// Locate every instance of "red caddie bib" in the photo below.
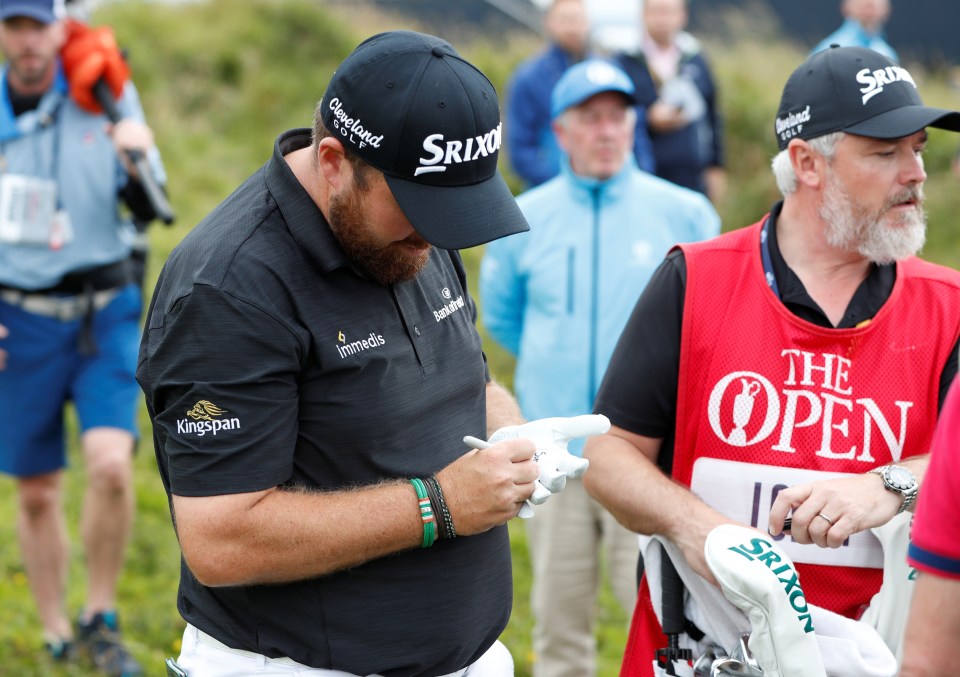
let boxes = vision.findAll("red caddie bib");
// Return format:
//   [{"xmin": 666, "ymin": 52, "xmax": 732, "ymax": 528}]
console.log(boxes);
[{"xmin": 621, "ymin": 219, "xmax": 960, "ymax": 677}]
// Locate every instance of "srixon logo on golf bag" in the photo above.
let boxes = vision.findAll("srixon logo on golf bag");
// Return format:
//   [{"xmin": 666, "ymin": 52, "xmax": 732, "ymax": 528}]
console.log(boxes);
[
  {"xmin": 727, "ymin": 536, "xmax": 814, "ymax": 634},
  {"xmin": 707, "ymin": 349, "xmax": 913, "ymax": 463}
]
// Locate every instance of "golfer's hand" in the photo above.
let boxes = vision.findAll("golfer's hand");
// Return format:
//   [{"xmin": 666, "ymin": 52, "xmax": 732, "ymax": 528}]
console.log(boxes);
[
  {"xmin": 437, "ymin": 437, "xmax": 538, "ymax": 535},
  {"xmin": 489, "ymin": 415, "xmax": 610, "ymax": 506}
]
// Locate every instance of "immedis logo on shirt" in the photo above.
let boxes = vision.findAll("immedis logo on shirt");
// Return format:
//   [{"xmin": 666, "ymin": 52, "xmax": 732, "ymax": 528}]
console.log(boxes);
[
  {"xmin": 336, "ymin": 329, "xmax": 386, "ymax": 359},
  {"xmin": 176, "ymin": 400, "xmax": 241, "ymax": 437}
]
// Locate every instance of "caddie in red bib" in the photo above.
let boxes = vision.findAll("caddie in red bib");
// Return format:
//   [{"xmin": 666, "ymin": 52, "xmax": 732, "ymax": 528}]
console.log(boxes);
[{"xmin": 582, "ymin": 45, "xmax": 960, "ymax": 676}]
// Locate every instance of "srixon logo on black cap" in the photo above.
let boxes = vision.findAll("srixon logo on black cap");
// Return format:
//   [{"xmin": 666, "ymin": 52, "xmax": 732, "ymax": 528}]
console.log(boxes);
[
  {"xmin": 415, "ymin": 123, "xmax": 503, "ymax": 177},
  {"xmin": 856, "ymin": 65, "xmax": 917, "ymax": 105}
]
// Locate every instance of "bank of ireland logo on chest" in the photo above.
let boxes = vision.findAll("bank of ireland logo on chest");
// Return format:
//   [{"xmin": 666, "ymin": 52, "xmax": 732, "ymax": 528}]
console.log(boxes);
[
  {"xmin": 433, "ymin": 287, "xmax": 465, "ymax": 322},
  {"xmin": 706, "ymin": 349, "xmax": 913, "ymax": 463}
]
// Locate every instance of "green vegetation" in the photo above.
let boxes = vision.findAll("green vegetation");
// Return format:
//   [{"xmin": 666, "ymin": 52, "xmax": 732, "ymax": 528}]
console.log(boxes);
[{"xmin": 0, "ymin": 1, "xmax": 958, "ymax": 675}]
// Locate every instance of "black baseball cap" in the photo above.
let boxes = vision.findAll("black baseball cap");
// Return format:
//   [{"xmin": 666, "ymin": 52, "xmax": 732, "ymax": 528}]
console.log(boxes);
[
  {"xmin": 775, "ymin": 45, "xmax": 960, "ymax": 151},
  {"xmin": 320, "ymin": 30, "xmax": 529, "ymax": 250}
]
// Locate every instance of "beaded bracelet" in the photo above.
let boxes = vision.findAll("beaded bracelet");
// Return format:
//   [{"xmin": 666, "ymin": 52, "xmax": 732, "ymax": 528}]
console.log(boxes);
[
  {"xmin": 426, "ymin": 475, "xmax": 457, "ymax": 540},
  {"xmin": 409, "ymin": 478, "xmax": 437, "ymax": 548}
]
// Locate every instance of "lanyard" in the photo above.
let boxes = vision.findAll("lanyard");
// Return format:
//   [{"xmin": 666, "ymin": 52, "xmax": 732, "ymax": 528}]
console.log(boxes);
[
  {"xmin": 760, "ymin": 216, "xmax": 780, "ymax": 299},
  {"xmin": 761, "ymin": 215, "xmax": 875, "ymax": 328},
  {"xmin": 0, "ymin": 92, "xmax": 65, "ymax": 185}
]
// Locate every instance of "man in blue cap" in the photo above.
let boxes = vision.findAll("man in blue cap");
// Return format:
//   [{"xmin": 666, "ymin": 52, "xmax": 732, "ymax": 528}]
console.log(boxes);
[
  {"xmin": 0, "ymin": 0, "xmax": 164, "ymax": 674},
  {"xmin": 481, "ymin": 58, "xmax": 719, "ymax": 677},
  {"xmin": 505, "ymin": 0, "xmax": 655, "ymax": 189}
]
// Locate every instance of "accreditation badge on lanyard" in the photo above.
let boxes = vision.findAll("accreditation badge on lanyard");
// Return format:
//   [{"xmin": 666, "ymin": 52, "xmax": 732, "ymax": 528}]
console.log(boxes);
[{"xmin": 0, "ymin": 173, "xmax": 74, "ymax": 249}]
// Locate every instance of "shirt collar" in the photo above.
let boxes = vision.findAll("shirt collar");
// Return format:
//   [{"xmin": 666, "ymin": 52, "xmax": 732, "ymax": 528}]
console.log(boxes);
[
  {"xmin": 264, "ymin": 128, "xmax": 353, "ymax": 275},
  {"xmin": 843, "ymin": 17, "xmax": 885, "ymax": 41},
  {"xmin": 641, "ymin": 33, "xmax": 681, "ymax": 80},
  {"xmin": 560, "ymin": 153, "xmax": 637, "ymax": 200}
]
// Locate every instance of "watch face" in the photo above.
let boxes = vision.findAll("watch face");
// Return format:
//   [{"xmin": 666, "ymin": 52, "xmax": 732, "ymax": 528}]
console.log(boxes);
[{"xmin": 887, "ymin": 466, "xmax": 915, "ymax": 490}]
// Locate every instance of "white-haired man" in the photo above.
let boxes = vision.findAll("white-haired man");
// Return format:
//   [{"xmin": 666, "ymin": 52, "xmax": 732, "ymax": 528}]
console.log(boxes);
[{"xmin": 583, "ymin": 45, "xmax": 960, "ymax": 675}]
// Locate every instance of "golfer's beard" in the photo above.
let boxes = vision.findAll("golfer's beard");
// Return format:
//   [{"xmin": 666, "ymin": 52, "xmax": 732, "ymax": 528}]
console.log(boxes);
[
  {"xmin": 821, "ymin": 177, "xmax": 926, "ymax": 264},
  {"xmin": 328, "ymin": 189, "xmax": 431, "ymax": 286}
]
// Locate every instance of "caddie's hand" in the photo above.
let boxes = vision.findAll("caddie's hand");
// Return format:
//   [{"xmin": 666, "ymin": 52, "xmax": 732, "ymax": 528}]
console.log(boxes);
[
  {"xmin": 0, "ymin": 322, "xmax": 8, "ymax": 370},
  {"xmin": 767, "ymin": 473, "xmax": 900, "ymax": 549},
  {"xmin": 107, "ymin": 119, "xmax": 155, "ymax": 176},
  {"xmin": 436, "ymin": 437, "xmax": 538, "ymax": 535},
  {"xmin": 489, "ymin": 414, "xmax": 610, "ymax": 506}
]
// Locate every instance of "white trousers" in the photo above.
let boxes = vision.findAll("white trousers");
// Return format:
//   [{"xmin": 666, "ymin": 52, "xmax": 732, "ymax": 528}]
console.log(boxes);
[{"xmin": 176, "ymin": 624, "xmax": 514, "ymax": 676}]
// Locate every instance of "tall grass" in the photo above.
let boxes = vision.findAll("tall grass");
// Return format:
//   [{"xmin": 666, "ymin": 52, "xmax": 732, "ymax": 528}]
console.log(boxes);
[{"xmin": 1, "ymin": 1, "xmax": 959, "ymax": 675}]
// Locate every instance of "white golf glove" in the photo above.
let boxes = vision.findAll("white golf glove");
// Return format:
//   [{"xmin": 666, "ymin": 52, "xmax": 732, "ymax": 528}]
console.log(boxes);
[{"xmin": 489, "ymin": 414, "xmax": 610, "ymax": 511}]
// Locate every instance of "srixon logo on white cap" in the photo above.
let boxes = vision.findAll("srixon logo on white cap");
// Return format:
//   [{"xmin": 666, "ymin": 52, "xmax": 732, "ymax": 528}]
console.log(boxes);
[{"xmin": 857, "ymin": 65, "xmax": 917, "ymax": 105}]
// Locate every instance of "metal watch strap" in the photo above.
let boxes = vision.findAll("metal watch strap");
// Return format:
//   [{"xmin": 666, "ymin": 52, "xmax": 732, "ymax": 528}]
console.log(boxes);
[
  {"xmin": 899, "ymin": 485, "xmax": 918, "ymax": 514},
  {"xmin": 869, "ymin": 465, "xmax": 917, "ymax": 514}
]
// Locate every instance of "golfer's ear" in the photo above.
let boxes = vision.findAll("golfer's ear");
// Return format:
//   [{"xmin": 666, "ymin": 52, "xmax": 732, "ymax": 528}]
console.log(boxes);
[{"xmin": 317, "ymin": 137, "xmax": 348, "ymax": 191}]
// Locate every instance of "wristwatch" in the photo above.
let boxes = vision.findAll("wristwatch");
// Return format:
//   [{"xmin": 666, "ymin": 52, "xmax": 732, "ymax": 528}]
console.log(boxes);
[{"xmin": 869, "ymin": 465, "xmax": 918, "ymax": 514}]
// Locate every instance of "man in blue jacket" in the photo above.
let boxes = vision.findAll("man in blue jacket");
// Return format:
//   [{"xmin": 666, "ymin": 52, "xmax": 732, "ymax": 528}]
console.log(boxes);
[
  {"xmin": 481, "ymin": 58, "xmax": 719, "ymax": 677},
  {"xmin": 506, "ymin": 0, "xmax": 654, "ymax": 188},
  {"xmin": 812, "ymin": 0, "xmax": 898, "ymax": 63}
]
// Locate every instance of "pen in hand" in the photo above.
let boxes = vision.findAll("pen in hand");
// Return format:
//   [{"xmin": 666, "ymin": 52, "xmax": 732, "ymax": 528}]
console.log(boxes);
[{"xmin": 463, "ymin": 435, "xmax": 535, "ymax": 519}]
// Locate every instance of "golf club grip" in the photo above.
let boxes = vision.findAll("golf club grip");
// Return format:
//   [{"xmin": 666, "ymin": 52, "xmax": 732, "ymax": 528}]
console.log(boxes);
[
  {"xmin": 660, "ymin": 551, "xmax": 686, "ymax": 636},
  {"xmin": 93, "ymin": 78, "xmax": 175, "ymax": 225}
]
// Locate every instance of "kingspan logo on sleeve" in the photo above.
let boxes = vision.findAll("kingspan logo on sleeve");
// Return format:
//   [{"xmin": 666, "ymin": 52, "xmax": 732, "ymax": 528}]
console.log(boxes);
[{"xmin": 177, "ymin": 400, "xmax": 241, "ymax": 437}]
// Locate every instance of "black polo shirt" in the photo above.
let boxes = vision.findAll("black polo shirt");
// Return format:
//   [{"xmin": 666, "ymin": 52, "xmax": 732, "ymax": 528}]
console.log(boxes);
[
  {"xmin": 595, "ymin": 201, "xmax": 960, "ymax": 471},
  {"xmin": 138, "ymin": 130, "xmax": 511, "ymax": 676}
]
